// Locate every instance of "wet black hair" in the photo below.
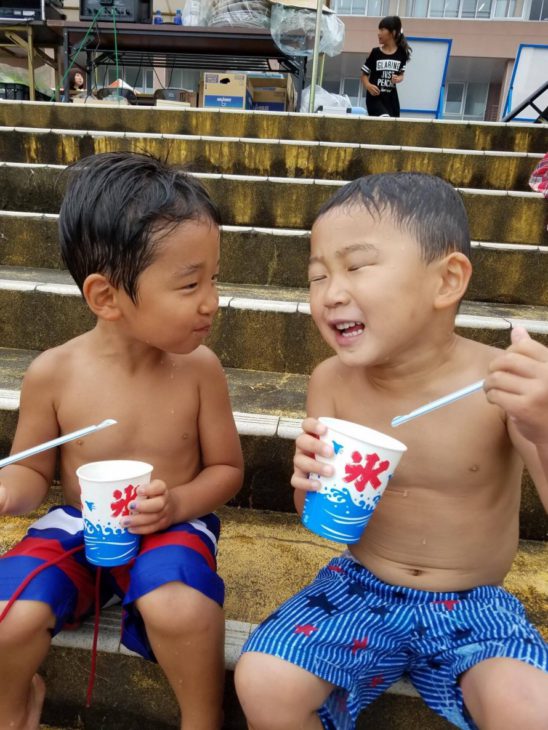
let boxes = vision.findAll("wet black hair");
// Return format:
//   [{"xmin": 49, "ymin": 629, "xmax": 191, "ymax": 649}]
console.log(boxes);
[
  {"xmin": 314, "ymin": 172, "xmax": 471, "ymax": 263},
  {"xmin": 59, "ymin": 152, "xmax": 221, "ymax": 302},
  {"xmin": 379, "ymin": 15, "xmax": 412, "ymax": 61}
]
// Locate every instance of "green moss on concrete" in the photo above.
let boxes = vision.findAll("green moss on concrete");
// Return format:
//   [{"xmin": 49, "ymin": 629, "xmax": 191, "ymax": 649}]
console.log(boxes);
[
  {"xmin": 0, "ymin": 131, "xmax": 539, "ymax": 191},
  {"xmin": 2, "ymin": 165, "xmax": 547, "ymax": 245},
  {"xmin": 0, "ymin": 103, "xmax": 545, "ymax": 152}
]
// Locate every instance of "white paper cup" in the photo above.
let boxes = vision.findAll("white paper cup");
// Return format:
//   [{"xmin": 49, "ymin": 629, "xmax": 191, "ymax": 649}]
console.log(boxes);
[
  {"xmin": 77, "ymin": 460, "xmax": 153, "ymax": 566},
  {"xmin": 302, "ymin": 418, "xmax": 407, "ymax": 544}
]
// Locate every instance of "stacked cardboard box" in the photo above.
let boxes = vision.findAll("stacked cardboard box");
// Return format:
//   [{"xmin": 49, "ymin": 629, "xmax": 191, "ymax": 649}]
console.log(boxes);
[
  {"xmin": 198, "ymin": 72, "xmax": 296, "ymax": 111},
  {"xmin": 155, "ymin": 88, "xmax": 198, "ymax": 107},
  {"xmin": 249, "ymin": 74, "xmax": 296, "ymax": 112},
  {"xmin": 198, "ymin": 72, "xmax": 254, "ymax": 109}
]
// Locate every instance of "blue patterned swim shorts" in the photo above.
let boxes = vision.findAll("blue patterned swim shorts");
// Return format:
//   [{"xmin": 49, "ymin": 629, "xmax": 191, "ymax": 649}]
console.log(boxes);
[{"xmin": 242, "ymin": 555, "xmax": 548, "ymax": 729}]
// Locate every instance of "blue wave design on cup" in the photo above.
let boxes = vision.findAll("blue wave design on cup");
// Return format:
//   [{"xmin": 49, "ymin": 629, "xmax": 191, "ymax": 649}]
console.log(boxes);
[
  {"xmin": 302, "ymin": 487, "xmax": 381, "ymax": 544},
  {"xmin": 83, "ymin": 519, "xmax": 140, "ymax": 566}
]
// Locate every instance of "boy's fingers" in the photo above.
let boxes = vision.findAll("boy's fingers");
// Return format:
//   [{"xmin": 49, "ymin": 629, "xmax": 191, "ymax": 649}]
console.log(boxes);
[
  {"xmin": 301, "ymin": 417, "xmax": 327, "ymax": 436},
  {"xmin": 131, "ymin": 495, "xmax": 166, "ymax": 513},
  {"xmin": 506, "ymin": 329, "xmax": 548, "ymax": 360},
  {"xmin": 290, "ymin": 474, "xmax": 321, "ymax": 492},
  {"xmin": 485, "ymin": 371, "xmax": 531, "ymax": 398},
  {"xmin": 136, "ymin": 479, "xmax": 166, "ymax": 497},
  {"xmin": 487, "ymin": 352, "xmax": 544, "ymax": 380},
  {"xmin": 297, "ymin": 434, "xmax": 333, "ymax": 458},
  {"xmin": 295, "ymin": 453, "xmax": 333, "ymax": 477},
  {"xmin": 511, "ymin": 326, "xmax": 530, "ymax": 345}
]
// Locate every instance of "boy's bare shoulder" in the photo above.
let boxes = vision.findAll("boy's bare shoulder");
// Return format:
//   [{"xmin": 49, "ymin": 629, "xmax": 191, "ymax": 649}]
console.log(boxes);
[
  {"xmin": 172, "ymin": 345, "xmax": 226, "ymax": 384},
  {"xmin": 459, "ymin": 335, "xmax": 507, "ymax": 366},
  {"xmin": 181, "ymin": 345, "xmax": 223, "ymax": 371},
  {"xmin": 310, "ymin": 356, "xmax": 347, "ymax": 383},
  {"xmin": 23, "ymin": 335, "xmax": 87, "ymax": 385}
]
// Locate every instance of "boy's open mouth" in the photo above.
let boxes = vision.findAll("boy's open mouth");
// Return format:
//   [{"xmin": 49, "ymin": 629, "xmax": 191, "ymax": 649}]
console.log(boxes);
[{"xmin": 333, "ymin": 321, "xmax": 365, "ymax": 338}]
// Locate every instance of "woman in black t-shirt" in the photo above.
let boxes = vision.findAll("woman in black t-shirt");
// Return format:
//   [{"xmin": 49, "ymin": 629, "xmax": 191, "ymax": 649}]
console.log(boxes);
[{"xmin": 361, "ymin": 16, "xmax": 412, "ymax": 118}]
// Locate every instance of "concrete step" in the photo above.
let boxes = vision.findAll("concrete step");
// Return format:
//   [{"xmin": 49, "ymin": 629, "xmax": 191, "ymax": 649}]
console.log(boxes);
[
  {"xmin": 0, "ymin": 348, "xmax": 546, "ymax": 540},
  {"xmin": 0, "ymin": 164, "xmax": 546, "ymax": 246},
  {"xmin": 0, "ymin": 267, "xmax": 547, "ymax": 366},
  {"xmin": 1, "ymin": 213, "xmax": 546, "ymax": 306},
  {"xmin": 0, "ymin": 127, "xmax": 543, "ymax": 191},
  {"xmin": 1, "ymin": 501, "xmax": 546, "ymax": 729},
  {"xmin": 0, "ymin": 101, "xmax": 545, "ymax": 153}
]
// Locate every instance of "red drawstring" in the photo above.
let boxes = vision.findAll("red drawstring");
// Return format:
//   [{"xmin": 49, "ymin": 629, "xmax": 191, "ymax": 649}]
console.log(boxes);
[
  {"xmin": 0, "ymin": 545, "xmax": 84, "ymax": 623},
  {"xmin": 86, "ymin": 565, "xmax": 102, "ymax": 707},
  {"xmin": 0, "ymin": 545, "xmax": 103, "ymax": 708}
]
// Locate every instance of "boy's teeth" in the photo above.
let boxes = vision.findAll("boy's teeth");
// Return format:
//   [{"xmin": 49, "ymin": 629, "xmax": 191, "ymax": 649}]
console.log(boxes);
[{"xmin": 335, "ymin": 321, "xmax": 365, "ymax": 338}]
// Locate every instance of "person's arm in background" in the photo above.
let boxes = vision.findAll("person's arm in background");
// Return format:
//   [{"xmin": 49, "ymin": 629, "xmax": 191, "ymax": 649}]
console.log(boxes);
[
  {"xmin": 392, "ymin": 55, "xmax": 407, "ymax": 85},
  {"xmin": 361, "ymin": 50, "xmax": 380, "ymax": 96},
  {"xmin": 485, "ymin": 327, "xmax": 548, "ymax": 512}
]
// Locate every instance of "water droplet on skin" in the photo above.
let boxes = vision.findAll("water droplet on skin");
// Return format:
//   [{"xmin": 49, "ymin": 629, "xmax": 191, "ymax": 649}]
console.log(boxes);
[
  {"xmin": 170, "ymin": 409, "xmax": 175, "ymax": 415},
  {"xmin": 403, "ymin": 490, "xmax": 408, "ymax": 498},
  {"xmin": 77, "ymin": 440, "xmax": 84, "ymax": 446},
  {"xmin": 422, "ymin": 538, "xmax": 427, "ymax": 545}
]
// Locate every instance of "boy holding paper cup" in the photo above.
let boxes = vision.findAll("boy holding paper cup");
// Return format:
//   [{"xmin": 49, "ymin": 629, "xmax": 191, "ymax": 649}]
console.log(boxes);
[
  {"xmin": 236, "ymin": 173, "xmax": 548, "ymax": 729},
  {"xmin": 0, "ymin": 152, "xmax": 243, "ymax": 730}
]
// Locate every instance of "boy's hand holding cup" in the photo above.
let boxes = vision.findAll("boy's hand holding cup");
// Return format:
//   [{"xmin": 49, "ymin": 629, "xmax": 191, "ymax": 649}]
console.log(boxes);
[
  {"xmin": 124, "ymin": 477, "xmax": 172, "ymax": 535},
  {"xmin": 77, "ymin": 459, "xmax": 153, "ymax": 567},
  {"xmin": 292, "ymin": 417, "xmax": 335, "ymax": 492},
  {"xmin": 295, "ymin": 417, "xmax": 407, "ymax": 544}
]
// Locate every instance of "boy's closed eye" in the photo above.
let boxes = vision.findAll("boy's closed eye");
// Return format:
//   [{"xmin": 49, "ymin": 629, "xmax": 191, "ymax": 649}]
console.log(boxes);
[
  {"xmin": 348, "ymin": 261, "xmax": 373, "ymax": 272},
  {"xmin": 308, "ymin": 273, "xmax": 327, "ymax": 284},
  {"xmin": 345, "ymin": 252, "xmax": 379, "ymax": 272},
  {"xmin": 179, "ymin": 273, "xmax": 218, "ymax": 291}
]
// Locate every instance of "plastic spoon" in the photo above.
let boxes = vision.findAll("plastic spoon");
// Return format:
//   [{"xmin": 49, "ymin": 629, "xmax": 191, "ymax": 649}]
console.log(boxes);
[
  {"xmin": 0, "ymin": 419, "xmax": 118, "ymax": 468},
  {"xmin": 391, "ymin": 380, "xmax": 485, "ymax": 428}
]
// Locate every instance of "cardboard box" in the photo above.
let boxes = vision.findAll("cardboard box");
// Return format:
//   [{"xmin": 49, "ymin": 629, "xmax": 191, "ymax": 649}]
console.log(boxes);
[
  {"xmin": 155, "ymin": 100, "xmax": 192, "ymax": 108},
  {"xmin": 199, "ymin": 72, "xmax": 253, "ymax": 110},
  {"xmin": 155, "ymin": 88, "xmax": 197, "ymax": 106},
  {"xmin": 249, "ymin": 75, "xmax": 296, "ymax": 112}
]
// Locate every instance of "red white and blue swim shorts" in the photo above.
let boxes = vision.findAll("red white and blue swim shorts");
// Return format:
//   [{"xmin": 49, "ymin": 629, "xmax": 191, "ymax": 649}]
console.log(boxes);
[
  {"xmin": 242, "ymin": 554, "xmax": 548, "ymax": 730},
  {"xmin": 0, "ymin": 505, "xmax": 224, "ymax": 661}
]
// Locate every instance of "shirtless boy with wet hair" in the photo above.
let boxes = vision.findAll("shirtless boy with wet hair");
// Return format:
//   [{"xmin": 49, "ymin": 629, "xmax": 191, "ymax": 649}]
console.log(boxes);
[
  {"xmin": 236, "ymin": 172, "xmax": 548, "ymax": 730},
  {"xmin": 0, "ymin": 151, "xmax": 244, "ymax": 730}
]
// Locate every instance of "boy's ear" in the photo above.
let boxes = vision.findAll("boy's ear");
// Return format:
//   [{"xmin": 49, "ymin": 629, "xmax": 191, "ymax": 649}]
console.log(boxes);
[
  {"xmin": 82, "ymin": 273, "xmax": 123, "ymax": 321},
  {"xmin": 433, "ymin": 252, "xmax": 472, "ymax": 310}
]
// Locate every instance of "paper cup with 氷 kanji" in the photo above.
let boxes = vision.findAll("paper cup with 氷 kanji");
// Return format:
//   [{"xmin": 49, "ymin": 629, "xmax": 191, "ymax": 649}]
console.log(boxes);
[
  {"xmin": 77, "ymin": 460, "xmax": 152, "ymax": 566},
  {"xmin": 302, "ymin": 418, "xmax": 406, "ymax": 544}
]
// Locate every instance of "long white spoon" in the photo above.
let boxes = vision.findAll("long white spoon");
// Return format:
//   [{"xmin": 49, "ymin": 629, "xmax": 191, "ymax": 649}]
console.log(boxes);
[
  {"xmin": 0, "ymin": 419, "xmax": 118, "ymax": 469},
  {"xmin": 391, "ymin": 380, "xmax": 485, "ymax": 428}
]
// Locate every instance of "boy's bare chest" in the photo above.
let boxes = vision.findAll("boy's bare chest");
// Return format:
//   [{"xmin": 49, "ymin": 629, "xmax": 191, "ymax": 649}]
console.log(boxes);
[
  {"xmin": 56, "ymin": 367, "xmax": 200, "ymax": 468},
  {"xmin": 334, "ymin": 381, "xmax": 512, "ymax": 493}
]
